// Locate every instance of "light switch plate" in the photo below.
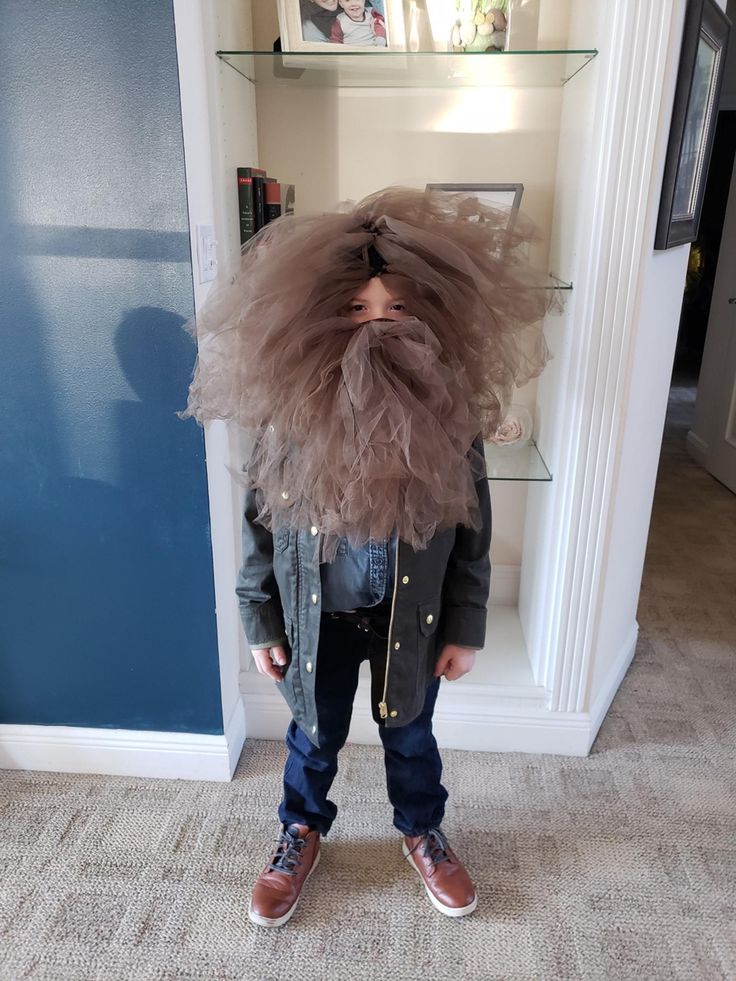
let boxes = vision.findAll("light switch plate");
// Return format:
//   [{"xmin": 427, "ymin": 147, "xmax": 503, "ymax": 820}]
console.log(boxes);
[{"xmin": 196, "ymin": 224, "xmax": 218, "ymax": 283}]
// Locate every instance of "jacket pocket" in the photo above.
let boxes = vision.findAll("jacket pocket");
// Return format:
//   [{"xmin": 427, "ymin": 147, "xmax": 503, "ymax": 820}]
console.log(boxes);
[
  {"xmin": 274, "ymin": 526, "xmax": 290, "ymax": 553},
  {"xmin": 417, "ymin": 600, "xmax": 441, "ymax": 695},
  {"xmin": 418, "ymin": 600, "xmax": 440, "ymax": 637}
]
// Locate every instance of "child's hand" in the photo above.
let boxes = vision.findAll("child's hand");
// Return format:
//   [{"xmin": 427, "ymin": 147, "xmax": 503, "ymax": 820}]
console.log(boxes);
[
  {"xmin": 251, "ymin": 645, "xmax": 289, "ymax": 682},
  {"xmin": 434, "ymin": 644, "xmax": 477, "ymax": 681}
]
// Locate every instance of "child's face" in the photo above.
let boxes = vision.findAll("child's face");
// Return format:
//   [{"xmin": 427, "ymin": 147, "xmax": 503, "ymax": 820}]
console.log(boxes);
[
  {"xmin": 346, "ymin": 276, "xmax": 412, "ymax": 324},
  {"xmin": 338, "ymin": 0, "xmax": 366, "ymax": 21}
]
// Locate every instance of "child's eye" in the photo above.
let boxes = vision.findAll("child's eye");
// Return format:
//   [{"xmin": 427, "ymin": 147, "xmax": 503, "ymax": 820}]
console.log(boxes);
[
  {"xmin": 390, "ymin": 303, "xmax": 406, "ymax": 311},
  {"xmin": 348, "ymin": 303, "xmax": 366, "ymax": 312}
]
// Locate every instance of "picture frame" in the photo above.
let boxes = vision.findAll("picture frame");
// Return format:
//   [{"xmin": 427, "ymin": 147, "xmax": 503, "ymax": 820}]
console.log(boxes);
[
  {"xmin": 277, "ymin": 0, "xmax": 407, "ymax": 54},
  {"xmin": 425, "ymin": 182, "xmax": 524, "ymax": 234},
  {"xmin": 654, "ymin": 0, "xmax": 731, "ymax": 250},
  {"xmin": 445, "ymin": 0, "xmax": 540, "ymax": 54}
]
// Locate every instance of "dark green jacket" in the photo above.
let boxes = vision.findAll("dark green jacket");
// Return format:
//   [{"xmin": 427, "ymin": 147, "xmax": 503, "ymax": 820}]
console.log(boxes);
[{"xmin": 236, "ymin": 434, "xmax": 492, "ymax": 747}]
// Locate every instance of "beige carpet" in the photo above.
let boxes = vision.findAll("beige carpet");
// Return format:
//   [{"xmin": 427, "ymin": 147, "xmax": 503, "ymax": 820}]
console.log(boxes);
[{"xmin": 1, "ymin": 378, "xmax": 735, "ymax": 981}]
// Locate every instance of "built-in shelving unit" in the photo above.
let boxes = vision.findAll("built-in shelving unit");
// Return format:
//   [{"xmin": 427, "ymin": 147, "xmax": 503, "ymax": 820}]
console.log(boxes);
[
  {"xmin": 194, "ymin": 15, "xmax": 634, "ymax": 757},
  {"xmin": 214, "ymin": 52, "xmax": 593, "ymax": 485}
]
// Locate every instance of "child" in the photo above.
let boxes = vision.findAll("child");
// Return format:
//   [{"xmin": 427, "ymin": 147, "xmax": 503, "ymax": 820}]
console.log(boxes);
[
  {"xmin": 330, "ymin": 0, "xmax": 387, "ymax": 46},
  {"xmin": 178, "ymin": 186, "xmax": 556, "ymax": 927}
]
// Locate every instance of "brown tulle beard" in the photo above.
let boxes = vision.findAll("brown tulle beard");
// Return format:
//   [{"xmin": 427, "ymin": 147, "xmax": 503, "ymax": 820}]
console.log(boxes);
[{"xmin": 243, "ymin": 316, "xmax": 487, "ymax": 563}]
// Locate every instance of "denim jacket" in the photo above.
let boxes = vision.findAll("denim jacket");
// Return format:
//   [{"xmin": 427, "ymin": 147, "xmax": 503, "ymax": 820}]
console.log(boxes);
[{"xmin": 236, "ymin": 434, "xmax": 492, "ymax": 747}]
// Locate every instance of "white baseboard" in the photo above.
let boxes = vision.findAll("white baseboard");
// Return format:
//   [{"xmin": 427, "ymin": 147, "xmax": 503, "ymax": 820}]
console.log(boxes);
[
  {"xmin": 586, "ymin": 618, "xmax": 639, "ymax": 752},
  {"xmin": 0, "ymin": 696, "xmax": 246, "ymax": 783},
  {"xmin": 241, "ymin": 674, "xmax": 592, "ymax": 756},
  {"xmin": 244, "ymin": 680, "xmax": 592, "ymax": 756},
  {"xmin": 0, "ymin": 626, "xmax": 637, "ymax": 779},
  {"xmin": 685, "ymin": 428, "xmax": 708, "ymax": 467},
  {"xmin": 241, "ymin": 619, "xmax": 640, "ymax": 758}
]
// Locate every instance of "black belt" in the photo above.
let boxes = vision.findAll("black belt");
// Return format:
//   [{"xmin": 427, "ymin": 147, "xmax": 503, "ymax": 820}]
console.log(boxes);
[{"xmin": 324, "ymin": 600, "xmax": 392, "ymax": 636}]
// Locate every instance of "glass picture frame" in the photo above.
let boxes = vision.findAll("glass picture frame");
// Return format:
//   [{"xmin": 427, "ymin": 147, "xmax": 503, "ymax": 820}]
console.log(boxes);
[
  {"xmin": 654, "ymin": 0, "xmax": 731, "ymax": 250},
  {"xmin": 277, "ymin": 0, "xmax": 407, "ymax": 54}
]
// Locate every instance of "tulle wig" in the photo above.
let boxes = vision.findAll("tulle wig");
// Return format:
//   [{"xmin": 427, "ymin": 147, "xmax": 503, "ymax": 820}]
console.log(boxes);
[{"xmin": 178, "ymin": 185, "xmax": 558, "ymax": 560}]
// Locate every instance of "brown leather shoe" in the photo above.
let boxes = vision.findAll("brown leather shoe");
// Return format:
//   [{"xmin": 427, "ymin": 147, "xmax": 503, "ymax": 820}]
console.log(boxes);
[
  {"xmin": 248, "ymin": 823, "xmax": 321, "ymax": 927},
  {"xmin": 403, "ymin": 827, "xmax": 477, "ymax": 917}
]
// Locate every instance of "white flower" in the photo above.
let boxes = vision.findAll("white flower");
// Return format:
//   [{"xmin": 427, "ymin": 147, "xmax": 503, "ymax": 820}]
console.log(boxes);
[{"xmin": 491, "ymin": 416, "xmax": 524, "ymax": 444}]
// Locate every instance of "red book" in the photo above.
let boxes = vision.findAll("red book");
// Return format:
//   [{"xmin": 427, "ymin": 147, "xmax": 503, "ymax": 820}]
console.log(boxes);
[{"xmin": 264, "ymin": 181, "xmax": 282, "ymax": 224}]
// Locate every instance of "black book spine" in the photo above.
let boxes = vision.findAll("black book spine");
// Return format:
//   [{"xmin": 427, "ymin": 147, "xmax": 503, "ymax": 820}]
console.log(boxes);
[
  {"xmin": 253, "ymin": 175, "xmax": 266, "ymax": 231},
  {"xmin": 237, "ymin": 168, "xmax": 256, "ymax": 245}
]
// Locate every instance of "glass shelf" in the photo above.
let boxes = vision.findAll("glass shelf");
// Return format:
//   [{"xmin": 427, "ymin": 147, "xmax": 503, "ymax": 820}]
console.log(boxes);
[
  {"xmin": 484, "ymin": 438, "xmax": 551, "ymax": 481},
  {"xmin": 544, "ymin": 273, "xmax": 571, "ymax": 290},
  {"xmin": 537, "ymin": 274, "xmax": 571, "ymax": 312},
  {"xmin": 216, "ymin": 49, "xmax": 598, "ymax": 89}
]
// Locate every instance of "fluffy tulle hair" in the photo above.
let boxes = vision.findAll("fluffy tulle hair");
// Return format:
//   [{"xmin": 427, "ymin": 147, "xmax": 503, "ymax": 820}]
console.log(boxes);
[{"xmin": 178, "ymin": 185, "xmax": 558, "ymax": 560}]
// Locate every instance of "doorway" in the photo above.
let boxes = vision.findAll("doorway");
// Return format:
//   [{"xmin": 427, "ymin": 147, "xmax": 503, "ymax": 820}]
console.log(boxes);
[{"xmin": 669, "ymin": 109, "xmax": 736, "ymax": 461}]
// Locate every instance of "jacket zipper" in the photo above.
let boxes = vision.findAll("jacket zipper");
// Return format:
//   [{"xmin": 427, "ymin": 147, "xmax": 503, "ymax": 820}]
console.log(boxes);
[{"xmin": 378, "ymin": 534, "xmax": 400, "ymax": 720}]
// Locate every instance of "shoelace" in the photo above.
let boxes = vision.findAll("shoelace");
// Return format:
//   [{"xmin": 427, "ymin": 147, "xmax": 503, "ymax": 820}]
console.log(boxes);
[
  {"xmin": 407, "ymin": 827, "xmax": 452, "ymax": 866},
  {"xmin": 267, "ymin": 826, "xmax": 308, "ymax": 876}
]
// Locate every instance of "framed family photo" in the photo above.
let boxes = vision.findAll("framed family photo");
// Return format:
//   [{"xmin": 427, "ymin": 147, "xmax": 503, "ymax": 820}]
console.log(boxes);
[
  {"xmin": 654, "ymin": 0, "xmax": 730, "ymax": 250},
  {"xmin": 277, "ymin": 0, "xmax": 407, "ymax": 52}
]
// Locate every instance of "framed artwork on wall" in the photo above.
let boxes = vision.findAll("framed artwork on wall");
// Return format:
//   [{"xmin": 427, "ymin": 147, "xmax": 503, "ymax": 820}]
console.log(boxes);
[
  {"xmin": 654, "ymin": 0, "xmax": 731, "ymax": 250},
  {"xmin": 277, "ymin": 0, "xmax": 407, "ymax": 52}
]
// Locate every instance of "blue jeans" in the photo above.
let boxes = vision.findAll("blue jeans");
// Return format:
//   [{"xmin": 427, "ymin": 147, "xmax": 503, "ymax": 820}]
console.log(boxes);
[{"xmin": 278, "ymin": 605, "xmax": 448, "ymax": 837}]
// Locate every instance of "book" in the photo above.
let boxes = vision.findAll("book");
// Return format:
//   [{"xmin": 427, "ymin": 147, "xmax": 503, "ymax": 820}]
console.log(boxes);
[
  {"xmin": 238, "ymin": 168, "xmax": 295, "ymax": 237},
  {"xmin": 264, "ymin": 181, "xmax": 282, "ymax": 224},
  {"xmin": 237, "ymin": 167, "xmax": 266, "ymax": 245},
  {"xmin": 253, "ymin": 172, "xmax": 269, "ymax": 231},
  {"xmin": 281, "ymin": 183, "xmax": 295, "ymax": 216}
]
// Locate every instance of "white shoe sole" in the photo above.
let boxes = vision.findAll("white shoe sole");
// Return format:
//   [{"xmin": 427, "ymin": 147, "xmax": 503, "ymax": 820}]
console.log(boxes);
[
  {"xmin": 248, "ymin": 846, "xmax": 321, "ymax": 927},
  {"xmin": 402, "ymin": 840, "xmax": 478, "ymax": 917}
]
